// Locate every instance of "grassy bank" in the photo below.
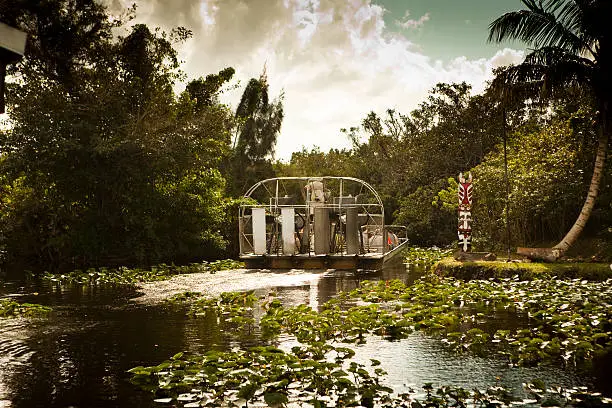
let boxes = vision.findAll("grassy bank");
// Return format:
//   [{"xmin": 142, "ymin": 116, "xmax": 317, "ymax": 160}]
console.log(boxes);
[{"xmin": 434, "ymin": 257, "xmax": 612, "ymax": 281}]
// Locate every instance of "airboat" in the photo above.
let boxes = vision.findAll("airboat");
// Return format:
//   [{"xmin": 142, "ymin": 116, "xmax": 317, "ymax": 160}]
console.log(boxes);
[{"xmin": 238, "ymin": 177, "xmax": 409, "ymax": 270}]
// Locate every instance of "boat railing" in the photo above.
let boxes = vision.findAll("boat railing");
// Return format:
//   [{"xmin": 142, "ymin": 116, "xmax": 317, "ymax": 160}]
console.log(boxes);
[
  {"xmin": 237, "ymin": 177, "xmax": 402, "ymax": 260},
  {"xmin": 239, "ymin": 201, "xmax": 385, "ymax": 257}
]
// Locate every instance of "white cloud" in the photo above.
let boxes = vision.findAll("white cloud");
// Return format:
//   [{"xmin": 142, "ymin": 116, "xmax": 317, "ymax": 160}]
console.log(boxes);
[
  {"xmin": 121, "ymin": 0, "xmax": 525, "ymax": 160},
  {"xmin": 395, "ymin": 10, "xmax": 431, "ymax": 30}
]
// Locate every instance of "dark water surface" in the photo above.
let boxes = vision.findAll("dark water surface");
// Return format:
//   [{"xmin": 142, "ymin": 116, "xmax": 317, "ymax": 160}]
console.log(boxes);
[{"xmin": 0, "ymin": 265, "xmax": 610, "ymax": 407}]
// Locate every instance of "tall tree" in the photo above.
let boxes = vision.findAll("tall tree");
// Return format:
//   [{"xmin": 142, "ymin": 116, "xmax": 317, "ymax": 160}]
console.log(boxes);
[
  {"xmin": 489, "ymin": 0, "xmax": 611, "ymax": 256},
  {"xmin": 228, "ymin": 68, "xmax": 284, "ymax": 196},
  {"xmin": 0, "ymin": 2, "xmax": 234, "ymax": 270}
]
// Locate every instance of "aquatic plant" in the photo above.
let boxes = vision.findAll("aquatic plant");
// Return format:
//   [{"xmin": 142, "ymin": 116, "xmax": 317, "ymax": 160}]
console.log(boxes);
[
  {"xmin": 131, "ymin": 274, "xmax": 612, "ymax": 406},
  {"xmin": 130, "ymin": 344, "xmax": 401, "ymax": 407},
  {"xmin": 130, "ymin": 345, "xmax": 612, "ymax": 407},
  {"xmin": 41, "ymin": 259, "xmax": 244, "ymax": 286},
  {"xmin": 349, "ymin": 276, "xmax": 612, "ymax": 366},
  {"xmin": 257, "ymin": 275, "xmax": 612, "ymax": 366},
  {"xmin": 165, "ymin": 291, "xmax": 202, "ymax": 304},
  {"xmin": 188, "ymin": 291, "xmax": 258, "ymax": 325},
  {"xmin": 405, "ymin": 247, "xmax": 453, "ymax": 268},
  {"xmin": 0, "ymin": 298, "xmax": 52, "ymax": 318}
]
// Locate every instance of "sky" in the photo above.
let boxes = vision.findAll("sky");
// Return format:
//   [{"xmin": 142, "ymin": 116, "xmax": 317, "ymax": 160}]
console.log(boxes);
[{"xmin": 115, "ymin": 0, "xmax": 527, "ymax": 160}]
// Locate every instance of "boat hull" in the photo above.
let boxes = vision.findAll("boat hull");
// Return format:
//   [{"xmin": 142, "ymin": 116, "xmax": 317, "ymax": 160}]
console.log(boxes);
[{"xmin": 241, "ymin": 240, "xmax": 409, "ymax": 270}]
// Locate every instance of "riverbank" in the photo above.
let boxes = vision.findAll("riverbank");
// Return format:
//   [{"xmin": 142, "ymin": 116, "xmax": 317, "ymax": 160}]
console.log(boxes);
[{"xmin": 434, "ymin": 257, "xmax": 612, "ymax": 281}]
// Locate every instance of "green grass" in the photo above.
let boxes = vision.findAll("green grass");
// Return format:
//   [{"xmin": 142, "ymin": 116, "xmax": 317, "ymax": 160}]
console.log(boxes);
[{"xmin": 434, "ymin": 257, "xmax": 612, "ymax": 281}]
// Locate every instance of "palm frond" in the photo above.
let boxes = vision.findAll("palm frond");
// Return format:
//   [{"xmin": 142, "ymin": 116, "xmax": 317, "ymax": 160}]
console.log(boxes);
[
  {"xmin": 493, "ymin": 46, "xmax": 593, "ymax": 101},
  {"xmin": 523, "ymin": 45, "xmax": 594, "ymax": 70},
  {"xmin": 488, "ymin": 0, "xmax": 588, "ymax": 55},
  {"xmin": 558, "ymin": 0, "xmax": 602, "ymax": 56}
]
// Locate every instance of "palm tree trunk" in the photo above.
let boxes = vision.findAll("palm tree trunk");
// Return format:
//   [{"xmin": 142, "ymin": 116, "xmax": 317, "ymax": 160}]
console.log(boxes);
[{"xmin": 553, "ymin": 107, "xmax": 609, "ymax": 253}]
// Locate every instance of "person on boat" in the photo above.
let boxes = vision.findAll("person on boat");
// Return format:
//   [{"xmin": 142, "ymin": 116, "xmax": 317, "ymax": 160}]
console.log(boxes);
[{"xmin": 305, "ymin": 178, "xmax": 325, "ymax": 205}]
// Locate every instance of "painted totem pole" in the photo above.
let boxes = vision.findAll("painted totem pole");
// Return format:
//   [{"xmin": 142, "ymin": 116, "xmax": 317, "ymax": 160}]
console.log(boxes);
[{"xmin": 457, "ymin": 172, "xmax": 473, "ymax": 252}]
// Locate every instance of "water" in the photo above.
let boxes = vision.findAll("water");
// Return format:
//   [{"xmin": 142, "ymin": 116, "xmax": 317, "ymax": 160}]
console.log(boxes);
[{"xmin": 0, "ymin": 265, "xmax": 609, "ymax": 407}]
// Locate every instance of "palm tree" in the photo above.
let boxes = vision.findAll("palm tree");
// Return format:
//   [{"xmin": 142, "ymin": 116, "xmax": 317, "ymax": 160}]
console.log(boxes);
[{"xmin": 489, "ymin": 0, "xmax": 611, "ymax": 258}]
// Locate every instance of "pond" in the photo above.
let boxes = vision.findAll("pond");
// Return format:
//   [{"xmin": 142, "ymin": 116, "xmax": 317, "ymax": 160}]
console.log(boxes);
[{"xmin": 0, "ymin": 264, "xmax": 610, "ymax": 407}]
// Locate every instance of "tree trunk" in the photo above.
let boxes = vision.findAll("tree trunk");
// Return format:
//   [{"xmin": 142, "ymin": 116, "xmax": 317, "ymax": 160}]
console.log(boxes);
[
  {"xmin": 553, "ymin": 107, "xmax": 609, "ymax": 253},
  {"xmin": 0, "ymin": 61, "xmax": 6, "ymax": 114}
]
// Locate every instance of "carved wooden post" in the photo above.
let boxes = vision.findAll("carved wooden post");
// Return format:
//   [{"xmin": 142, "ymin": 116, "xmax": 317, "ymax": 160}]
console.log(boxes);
[
  {"xmin": 0, "ymin": 22, "xmax": 27, "ymax": 113},
  {"xmin": 458, "ymin": 172, "xmax": 473, "ymax": 252}
]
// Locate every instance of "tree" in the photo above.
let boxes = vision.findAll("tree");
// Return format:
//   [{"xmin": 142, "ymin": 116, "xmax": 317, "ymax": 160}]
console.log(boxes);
[
  {"xmin": 0, "ymin": 2, "xmax": 234, "ymax": 270},
  {"xmin": 228, "ymin": 68, "xmax": 284, "ymax": 196},
  {"xmin": 341, "ymin": 83, "xmax": 510, "ymax": 233},
  {"xmin": 186, "ymin": 67, "xmax": 236, "ymax": 111},
  {"xmin": 489, "ymin": 0, "xmax": 611, "ymax": 256}
]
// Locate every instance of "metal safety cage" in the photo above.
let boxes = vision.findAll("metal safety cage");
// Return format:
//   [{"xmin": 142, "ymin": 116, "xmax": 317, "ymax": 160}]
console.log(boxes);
[{"xmin": 238, "ymin": 177, "xmax": 393, "ymax": 258}]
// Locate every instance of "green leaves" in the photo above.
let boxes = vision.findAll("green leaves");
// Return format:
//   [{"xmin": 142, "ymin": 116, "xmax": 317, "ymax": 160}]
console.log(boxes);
[
  {"xmin": 129, "ymin": 272, "xmax": 612, "ymax": 406},
  {"xmin": 0, "ymin": 299, "xmax": 52, "ymax": 318},
  {"xmin": 129, "ymin": 344, "xmax": 393, "ymax": 407},
  {"xmin": 41, "ymin": 260, "xmax": 244, "ymax": 285},
  {"xmin": 404, "ymin": 247, "xmax": 453, "ymax": 268},
  {"xmin": 0, "ymin": 2, "xmax": 238, "ymax": 270}
]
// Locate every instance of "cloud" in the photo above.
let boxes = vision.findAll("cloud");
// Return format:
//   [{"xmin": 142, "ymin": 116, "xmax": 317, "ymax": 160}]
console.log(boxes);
[
  {"xmin": 395, "ymin": 10, "xmax": 431, "ymax": 30},
  {"xmin": 119, "ymin": 0, "xmax": 525, "ymax": 160},
  {"xmin": 489, "ymin": 48, "xmax": 525, "ymax": 69}
]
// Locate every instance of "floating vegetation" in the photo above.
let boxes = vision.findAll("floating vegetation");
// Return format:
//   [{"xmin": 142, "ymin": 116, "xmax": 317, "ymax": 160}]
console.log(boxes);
[
  {"xmin": 0, "ymin": 298, "xmax": 52, "ymax": 318},
  {"xmin": 129, "ymin": 345, "xmax": 396, "ymax": 408},
  {"xmin": 188, "ymin": 291, "xmax": 258, "ymax": 325},
  {"xmin": 405, "ymin": 247, "xmax": 453, "ymax": 268},
  {"xmin": 165, "ymin": 291, "xmax": 203, "ymax": 304},
  {"xmin": 348, "ymin": 276, "xmax": 612, "ymax": 366},
  {"xmin": 131, "ymin": 274, "xmax": 612, "ymax": 406},
  {"xmin": 41, "ymin": 259, "xmax": 244, "ymax": 285},
  {"xmin": 129, "ymin": 346, "xmax": 612, "ymax": 408},
  {"xmin": 164, "ymin": 290, "xmax": 259, "ymax": 328},
  {"xmin": 258, "ymin": 275, "xmax": 612, "ymax": 366}
]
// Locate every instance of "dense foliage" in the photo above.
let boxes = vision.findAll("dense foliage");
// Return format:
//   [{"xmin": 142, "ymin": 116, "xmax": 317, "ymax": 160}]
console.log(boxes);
[
  {"xmin": 41, "ymin": 259, "xmax": 243, "ymax": 285},
  {"xmin": 0, "ymin": 2, "xmax": 242, "ymax": 270},
  {"xmin": 489, "ymin": 0, "xmax": 612, "ymax": 254},
  {"xmin": 276, "ymin": 82, "xmax": 612, "ymax": 253}
]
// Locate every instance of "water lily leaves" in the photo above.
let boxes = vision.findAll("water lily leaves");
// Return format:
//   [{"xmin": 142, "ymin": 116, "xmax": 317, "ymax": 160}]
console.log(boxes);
[
  {"xmin": 153, "ymin": 397, "xmax": 173, "ymax": 403},
  {"xmin": 237, "ymin": 381, "xmax": 259, "ymax": 401},
  {"xmin": 263, "ymin": 391, "xmax": 288, "ymax": 406},
  {"xmin": 127, "ymin": 366, "xmax": 151, "ymax": 375},
  {"xmin": 128, "ymin": 270, "xmax": 612, "ymax": 407},
  {"xmin": 0, "ymin": 299, "xmax": 52, "ymax": 318}
]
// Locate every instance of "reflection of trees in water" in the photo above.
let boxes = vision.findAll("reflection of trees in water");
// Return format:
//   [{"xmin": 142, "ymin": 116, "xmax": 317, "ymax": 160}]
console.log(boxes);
[
  {"xmin": 6, "ymin": 305, "xmax": 196, "ymax": 407},
  {"xmin": 314, "ymin": 264, "xmax": 412, "ymax": 307}
]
